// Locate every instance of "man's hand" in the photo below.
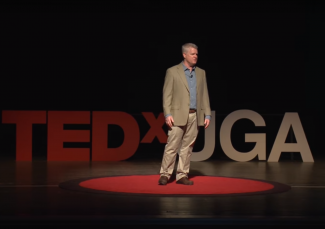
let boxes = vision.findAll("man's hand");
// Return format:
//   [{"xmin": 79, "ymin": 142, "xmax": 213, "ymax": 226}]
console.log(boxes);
[
  {"xmin": 204, "ymin": 119, "xmax": 210, "ymax": 129},
  {"xmin": 165, "ymin": 116, "xmax": 174, "ymax": 128}
]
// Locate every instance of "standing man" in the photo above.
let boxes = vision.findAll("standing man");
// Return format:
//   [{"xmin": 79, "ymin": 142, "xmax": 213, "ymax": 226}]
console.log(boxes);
[{"xmin": 158, "ymin": 43, "xmax": 211, "ymax": 185}]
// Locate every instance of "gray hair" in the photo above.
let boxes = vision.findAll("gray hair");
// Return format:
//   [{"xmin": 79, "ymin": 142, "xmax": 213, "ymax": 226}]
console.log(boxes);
[{"xmin": 182, "ymin": 43, "xmax": 198, "ymax": 54}]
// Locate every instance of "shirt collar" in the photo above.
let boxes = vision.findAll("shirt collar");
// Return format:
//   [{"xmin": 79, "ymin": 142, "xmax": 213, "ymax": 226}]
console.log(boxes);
[{"xmin": 182, "ymin": 62, "xmax": 196, "ymax": 71}]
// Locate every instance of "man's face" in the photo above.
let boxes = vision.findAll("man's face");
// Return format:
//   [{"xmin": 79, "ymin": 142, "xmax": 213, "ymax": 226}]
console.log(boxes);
[{"xmin": 183, "ymin": 47, "xmax": 198, "ymax": 66}]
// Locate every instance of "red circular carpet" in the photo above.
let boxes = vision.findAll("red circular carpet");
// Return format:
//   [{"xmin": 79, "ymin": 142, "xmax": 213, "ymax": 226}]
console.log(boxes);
[{"xmin": 59, "ymin": 175, "xmax": 291, "ymax": 196}]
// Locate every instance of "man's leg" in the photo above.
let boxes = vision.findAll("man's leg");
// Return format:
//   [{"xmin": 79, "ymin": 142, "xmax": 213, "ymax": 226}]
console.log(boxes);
[
  {"xmin": 176, "ymin": 113, "xmax": 198, "ymax": 181},
  {"xmin": 159, "ymin": 125, "xmax": 184, "ymax": 181}
]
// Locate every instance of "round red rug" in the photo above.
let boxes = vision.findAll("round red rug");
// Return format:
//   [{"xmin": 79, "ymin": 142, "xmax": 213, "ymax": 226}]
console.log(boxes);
[{"xmin": 59, "ymin": 175, "xmax": 291, "ymax": 196}]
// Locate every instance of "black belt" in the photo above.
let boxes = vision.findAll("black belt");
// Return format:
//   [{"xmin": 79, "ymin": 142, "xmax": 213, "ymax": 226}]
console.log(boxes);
[{"xmin": 189, "ymin": 109, "xmax": 196, "ymax": 113}]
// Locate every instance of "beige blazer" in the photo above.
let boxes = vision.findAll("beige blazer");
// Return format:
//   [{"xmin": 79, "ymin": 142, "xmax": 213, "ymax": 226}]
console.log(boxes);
[{"xmin": 163, "ymin": 62, "xmax": 211, "ymax": 126}]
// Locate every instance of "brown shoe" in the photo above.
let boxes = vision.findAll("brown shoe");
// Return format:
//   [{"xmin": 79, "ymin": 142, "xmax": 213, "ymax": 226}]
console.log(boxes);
[
  {"xmin": 158, "ymin": 176, "xmax": 168, "ymax": 185},
  {"xmin": 176, "ymin": 177, "xmax": 193, "ymax": 185}
]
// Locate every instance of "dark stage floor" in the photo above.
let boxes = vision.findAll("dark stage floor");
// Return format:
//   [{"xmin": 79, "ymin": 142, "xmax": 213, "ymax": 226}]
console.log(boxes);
[{"xmin": 0, "ymin": 158, "xmax": 325, "ymax": 225}]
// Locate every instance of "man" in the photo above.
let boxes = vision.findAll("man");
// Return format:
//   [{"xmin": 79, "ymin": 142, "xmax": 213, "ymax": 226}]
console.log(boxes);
[{"xmin": 158, "ymin": 43, "xmax": 211, "ymax": 185}]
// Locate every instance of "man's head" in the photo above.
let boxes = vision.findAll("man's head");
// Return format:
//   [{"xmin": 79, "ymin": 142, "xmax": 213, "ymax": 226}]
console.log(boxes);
[{"xmin": 182, "ymin": 43, "xmax": 198, "ymax": 67}]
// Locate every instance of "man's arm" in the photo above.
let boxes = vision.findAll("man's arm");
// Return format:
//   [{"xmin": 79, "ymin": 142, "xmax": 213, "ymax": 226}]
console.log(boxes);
[
  {"xmin": 203, "ymin": 70, "xmax": 211, "ymax": 128},
  {"xmin": 163, "ymin": 69, "xmax": 173, "ymax": 117},
  {"xmin": 202, "ymin": 70, "xmax": 211, "ymax": 116},
  {"xmin": 163, "ymin": 69, "xmax": 175, "ymax": 128}
]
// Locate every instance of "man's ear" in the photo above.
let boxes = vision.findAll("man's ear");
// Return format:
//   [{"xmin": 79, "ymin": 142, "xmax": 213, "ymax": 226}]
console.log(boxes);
[{"xmin": 182, "ymin": 53, "xmax": 186, "ymax": 59}]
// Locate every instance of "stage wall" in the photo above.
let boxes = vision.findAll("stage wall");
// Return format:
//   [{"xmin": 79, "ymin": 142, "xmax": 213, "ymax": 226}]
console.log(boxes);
[{"xmin": 1, "ymin": 2, "xmax": 325, "ymax": 161}]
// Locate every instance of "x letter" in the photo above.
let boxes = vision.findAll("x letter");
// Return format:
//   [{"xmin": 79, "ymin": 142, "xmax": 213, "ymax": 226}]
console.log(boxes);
[{"xmin": 141, "ymin": 112, "xmax": 167, "ymax": 143}]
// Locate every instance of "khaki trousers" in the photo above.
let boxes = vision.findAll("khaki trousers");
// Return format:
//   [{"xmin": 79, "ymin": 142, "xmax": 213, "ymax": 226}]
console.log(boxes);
[{"xmin": 159, "ymin": 113, "xmax": 198, "ymax": 181}]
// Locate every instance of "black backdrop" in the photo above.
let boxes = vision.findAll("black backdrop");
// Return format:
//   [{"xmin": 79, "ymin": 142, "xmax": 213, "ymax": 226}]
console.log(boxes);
[{"xmin": 1, "ymin": 1, "xmax": 324, "ymax": 160}]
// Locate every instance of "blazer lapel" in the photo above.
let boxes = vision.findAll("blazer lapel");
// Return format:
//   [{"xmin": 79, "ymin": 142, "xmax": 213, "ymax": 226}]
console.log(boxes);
[
  {"xmin": 196, "ymin": 68, "xmax": 202, "ymax": 95},
  {"xmin": 177, "ymin": 63, "xmax": 189, "ymax": 92}
]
